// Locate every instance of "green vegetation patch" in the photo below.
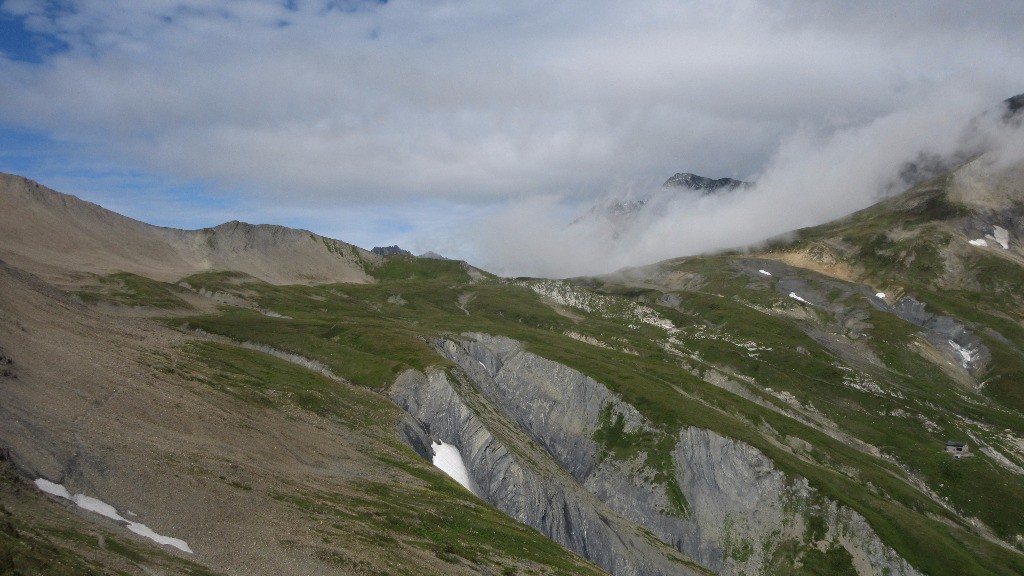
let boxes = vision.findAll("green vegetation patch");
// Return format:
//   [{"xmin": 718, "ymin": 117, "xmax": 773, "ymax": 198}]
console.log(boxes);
[
  {"xmin": 268, "ymin": 454, "xmax": 606, "ymax": 576},
  {"xmin": 592, "ymin": 403, "xmax": 690, "ymax": 516},
  {"xmin": 370, "ymin": 256, "xmax": 473, "ymax": 283},
  {"xmin": 163, "ymin": 246, "xmax": 1024, "ymax": 575},
  {"xmin": 181, "ymin": 341, "xmax": 391, "ymax": 426},
  {"xmin": 77, "ymin": 272, "xmax": 191, "ymax": 309}
]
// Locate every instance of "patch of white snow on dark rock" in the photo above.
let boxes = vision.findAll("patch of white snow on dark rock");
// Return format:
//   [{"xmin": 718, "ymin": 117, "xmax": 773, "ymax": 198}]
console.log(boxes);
[
  {"xmin": 986, "ymin": 225, "xmax": 1009, "ymax": 249},
  {"xmin": 431, "ymin": 440, "xmax": 480, "ymax": 496}
]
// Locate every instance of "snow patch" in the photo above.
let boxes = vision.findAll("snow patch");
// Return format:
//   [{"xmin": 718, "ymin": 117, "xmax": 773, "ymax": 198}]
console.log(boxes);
[
  {"xmin": 33, "ymin": 479, "xmax": 193, "ymax": 553},
  {"xmin": 73, "ymin": 494, "xmax": 125, "ymax": 522},
  {"xmin": 758, "ymin": 269, "xmax": 772, "ymax": 276},
  {"xmin": 968, "ymin": 238, "xmax": 988, "ymax": 247},
  {"xmin": 788, "ymin": 292, "xmax": 810, "ymax": 304},
  {"xmin": 125, "ymin": 522, "xmax": 193, "ymax": 552},
  {"xmin": 949, "ymin": 340, "xmax": 977, "ymax": 369},
  {"xmin": 431, "ymin": 441, "xmax": 480, "ymax": 496},
  {"xmin": 34, "ymin": 478, "xmax": 71, "ymax": 499},
  {"xmin": 985, "ymin": 225, "xmax": 1009, "ymax": 250}
]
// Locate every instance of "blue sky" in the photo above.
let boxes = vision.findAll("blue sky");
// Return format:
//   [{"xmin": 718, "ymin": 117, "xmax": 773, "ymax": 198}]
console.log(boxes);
[{"xmin": 1, "ymin": 1, "xmax": 1023, "ymax": 274}]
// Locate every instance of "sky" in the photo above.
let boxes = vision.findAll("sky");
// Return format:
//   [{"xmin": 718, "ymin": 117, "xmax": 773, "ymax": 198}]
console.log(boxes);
[{"xmin": 1, "ymin": 1, "xmax": 1023, "ymax": 276}]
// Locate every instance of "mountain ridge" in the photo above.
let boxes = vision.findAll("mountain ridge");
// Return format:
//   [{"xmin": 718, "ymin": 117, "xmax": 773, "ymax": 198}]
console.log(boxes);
[
  {"xmin": 661, "ymin": 172, "xmax": 752, "ymax": 193},
  {"xmin": 0, "ymin": 173, "xmax": 379, "ymax": 285}
]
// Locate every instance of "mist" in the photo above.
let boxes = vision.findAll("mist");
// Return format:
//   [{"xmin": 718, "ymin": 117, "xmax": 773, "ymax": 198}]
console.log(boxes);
[{"xmin": 467, "ymin": 89, "xmax": 1024, "ymax": 278}]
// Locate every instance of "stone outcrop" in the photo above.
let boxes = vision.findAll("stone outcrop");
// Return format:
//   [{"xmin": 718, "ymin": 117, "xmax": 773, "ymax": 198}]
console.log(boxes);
[
  {"xmin": 392, "ymin": 333, "xmax": 922, "ymax": 576},
  {"xmin": 391, "ymin": 367, "xmax": 704, "ymax": 576},
  {"xmin": 662, "ymin": 173, "xmax": 751, "ymax": 194}
]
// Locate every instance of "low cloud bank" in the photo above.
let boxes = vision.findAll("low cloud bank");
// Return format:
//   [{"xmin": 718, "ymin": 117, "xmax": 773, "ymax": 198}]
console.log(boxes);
[{"xmin": 467, "ymin": 89, "xmax": 1024, "ymax": 278}]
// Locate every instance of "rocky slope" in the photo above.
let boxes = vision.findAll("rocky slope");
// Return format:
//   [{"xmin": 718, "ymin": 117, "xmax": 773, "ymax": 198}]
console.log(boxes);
[
  {"xmin": 0, "ymin": 254, "xmax": 605, "ymax": 575},
  {"xmin": 0, "ymin": 173, "xmax": 377, "ymax": 285},
  {"xmin": 393, "ymin": 333, "xmax": 920, "ymax": 576}
]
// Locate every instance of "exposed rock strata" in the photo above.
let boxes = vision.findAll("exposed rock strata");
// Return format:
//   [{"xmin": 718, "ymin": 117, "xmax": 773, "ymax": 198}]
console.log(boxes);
[
  {"xmin": 391, "ymin": 368, "xmax": 702, "ymax": 576},
  {"xmin": 393, "ymin": 333, "xmax": 922, "ymax": 576}
]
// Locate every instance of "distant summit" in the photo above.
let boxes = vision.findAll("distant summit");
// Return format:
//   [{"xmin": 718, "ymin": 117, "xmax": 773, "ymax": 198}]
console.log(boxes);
[
  {"xmin": 1004, "ymin": 93, "xmax": 1024, "ymax": 121},
  {"xmin": 418, "ymin": 251, "xmax": 448, "ymax": 260},
  {"xmin": 571, "ymin": 171, "xmax": 754, "ymax": 238},
  {"xmin": 371, "ymin": 245, "xmax": 413, "ymax": 257},
  {"xmin": 661, "ymin": 172, "xmax": 751, "ymax": 194}
]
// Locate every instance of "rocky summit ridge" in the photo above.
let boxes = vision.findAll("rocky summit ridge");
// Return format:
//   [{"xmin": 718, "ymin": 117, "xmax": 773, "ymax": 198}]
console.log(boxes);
[{"xmin": 661, "ymin": 172, "xmax": 751, "ymax": 194}]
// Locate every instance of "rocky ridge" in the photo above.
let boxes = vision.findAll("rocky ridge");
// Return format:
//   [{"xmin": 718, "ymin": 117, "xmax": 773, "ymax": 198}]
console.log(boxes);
[
  {"xmin": 0, "ymin": 173, "xmax": 378, "ymax": 285},
  {"xmin": 661, "ymin": 173, "xmax": 751, "ymax": 194}
]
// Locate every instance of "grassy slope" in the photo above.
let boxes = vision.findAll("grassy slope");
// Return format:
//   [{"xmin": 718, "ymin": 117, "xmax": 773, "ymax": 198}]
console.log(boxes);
[
  {"xmin": 150, "ymin": 251, "xmax": 1024, "ymax": 576},
  {"xmin": 168, "ymin": 339, "xmax": 608, "ymax": 576}
]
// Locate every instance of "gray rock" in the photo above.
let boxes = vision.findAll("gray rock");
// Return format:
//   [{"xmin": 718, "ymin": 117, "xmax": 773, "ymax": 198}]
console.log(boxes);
[
  {"xmin": 889, "ymin": 296, "xmax": 991, "ymax": 374},
  {"xmin": 391, "ymin": 366, "xmax": 702, "ymax": 576},
  {"xmin": 392, "ymin": 333, "xmax": 922, "ymax": 576}
]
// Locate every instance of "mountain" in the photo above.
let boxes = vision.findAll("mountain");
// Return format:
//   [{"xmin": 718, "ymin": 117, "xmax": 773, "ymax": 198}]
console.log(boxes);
[
  {"xmin": 661, "ymin": 172, "xmax": 751, "ymax": 194},
  {"xmin": 0, "ymin": 173, "xmax": 378, "ymax": 286},
  {"xmin": 571, "ymin": 172, "xmax": 752, "ymax": 240},
  {"xmin": 2, "ymin": 131, "xmax": 1024, "ymax": 574},
  {"xmin": 372, "ymin": 245, "xmax": 415, "ymax": 257},
  {"xmin": 418, "ymin": 250, "xmax": 449, "ymax": 260}
]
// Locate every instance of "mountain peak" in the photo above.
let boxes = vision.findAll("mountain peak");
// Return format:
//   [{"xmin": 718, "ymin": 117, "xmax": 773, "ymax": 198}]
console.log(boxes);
[
  {"xmin": 662, "ymin": 172, "xmax": 751, "ymax": 194},
  {"xmin": 1004, "ymin": 92, "xmax": 1024, "ymax": 121},
  {"xmin": 371, "ymin": 245, "xmax": 414, "ymax": 257}
]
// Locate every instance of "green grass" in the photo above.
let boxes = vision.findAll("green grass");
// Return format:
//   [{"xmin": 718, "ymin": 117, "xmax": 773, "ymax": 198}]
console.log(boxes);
[
  {"xmin": 180, "ymin": 341, "xmax": 392, "ymax": 426},
  {"xmin": 177, "ymin": 335, "xmax": 606, "ymax": 575},
  {"xmin": 368, "ymin": 256, "xmax": 474, "ymax": 283},
  {"xmin": 77, "ymin": 272, "xmax": 191, "ymax": 309},
  {"xmin": 158, "ymin": 249, "xmax": 1024, "ymax": 575},
  {"xmin": 769, "ymin": 539, "xmax": 858, "ymax": 576},
  {"xmin": 263, "ymin": 453, "xmax": 607, "ymax": 575},
  {"xmin": 592, "ymin": 403, "xmax": 690, "ymax": 516}
]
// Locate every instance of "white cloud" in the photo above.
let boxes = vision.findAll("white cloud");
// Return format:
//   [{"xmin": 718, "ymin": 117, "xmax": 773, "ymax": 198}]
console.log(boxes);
[
  {"xmin": 1, "ymin": 1, "xmax": 1022, "ymax": 271},
  {"xmin": 467, "ymin": 87, "xmax": 1024, "ymax": 277}
]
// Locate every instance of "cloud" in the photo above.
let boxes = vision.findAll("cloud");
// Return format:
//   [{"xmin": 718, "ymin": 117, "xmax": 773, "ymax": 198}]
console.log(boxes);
[
  {"xmin": 0, "ymin": 1, "xmax": 1022, "ymax": 270},
  {"xmin": 467, "ymin": 87, "xmax": 1024, "ymax": 277}
]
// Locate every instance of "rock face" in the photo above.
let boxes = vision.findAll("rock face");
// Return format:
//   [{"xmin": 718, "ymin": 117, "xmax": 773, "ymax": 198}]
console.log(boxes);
[
  {"xmin": 371, "ymin": 245, "xmax": 413, "ymax": 257},
  {"xmin": 571, "ymin": 173, "xmax": 752, "ymax": 238},
  {"xmin": 0, "ymin": 173, "xmax": 378, "ymax": 285},
  {"xmin": 661, "ymin": 173, "xmax": 751, "ymax": 194},
  {"xmin": 391, "ymin": 365, "xmax": 702, "ymax": 576},
  {"xmin": 886, "ymin": 296, "xmax": 991, "ymax": 376},
  {"xmin": 392, "ymin": 333, "xmax": 922, "ymax": 576}
]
